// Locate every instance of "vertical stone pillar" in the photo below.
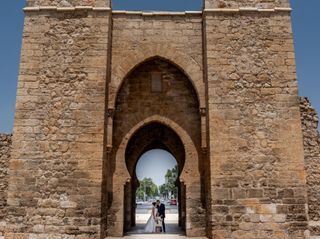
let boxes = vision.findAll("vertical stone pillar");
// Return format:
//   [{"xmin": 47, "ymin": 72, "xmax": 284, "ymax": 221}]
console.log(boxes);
[
  {"xmin": 185, "ymin": 182, "xmax": 206, "ymax": 237},
  {"xmin": 300, "ymin": 97, "xmax": 320, "ymax": 237},
  {"xmin": 107, "ymin": 150, "xmax": 130, "ymax": 237},
  {"xmin": 109, "ymin": 182, "xmax": 126, "ymax": 236},
  {"xmin": 181, "ymin": 149, "xmax": 206, "ymax": 237},
  {"xmin": 203, "ymin": 0, "xmax": 309, "ymax": 238},
  {"xmin": 6, "ymin": 1, "xmax": 112, "ymax": 238},
  {"xmin": 0, "ymin": 135, "xmax": 12, "ymax": 238},
  {"xmin": 124, "ymin": 182, "xmax": 132, "ymax": 231},
  {"xmin": 108, "ymin": 179, "xmax": 135, "ymax": 237}
]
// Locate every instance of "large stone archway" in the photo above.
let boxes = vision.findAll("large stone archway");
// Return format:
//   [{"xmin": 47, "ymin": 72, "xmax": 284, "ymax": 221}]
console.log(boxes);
[
  {"xmin": 108, "ymin": 116, "xmax": 204, "ymax": 237},
  {"xmin": 104, "ymin": 57, "xmax": 207, "ymax": 237},
  {"xmin": 109, "ymin": 44, "xmax": 206, "ymax": 109},
  {"xmin": 124, "ymin": 122, "xmax": 186, "ymax": 232}
]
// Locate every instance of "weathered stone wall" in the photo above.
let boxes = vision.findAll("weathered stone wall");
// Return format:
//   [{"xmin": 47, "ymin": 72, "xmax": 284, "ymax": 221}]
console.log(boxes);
[
  {"xmin": 5, "ymin": 1, "xmax": 315, "ymax": 238},
  {"xmin": 109, "ymin": 57, "xmax": 203, "ymax": 236},
  {"xmin": 300, "ymin": 97, "xmax": 320, "ymax": 237},
  {"xmin": 0, "ymin": 134, "xmax": 12, "ymax": 237},
  {"xmin": 205, "ymin": 0, "xmax": 290, "ymax": 8},
  {"xmin": 113, "ymin": 58, "xmax": 200, "ymax": 151},
  {"xmin": 107, "ymin": 13, "xmax": 209, "ymax": 237},
  {"xmin": 5, "ymin": 8, "xmax": 110, "ymax": 239},
  {"xmin": 123, "ymin": 123, "xmax": 186, "ymax": 231},
  {"xmin": 109, "ymin": 13, "xmax": 206, "ymax": 109},
  {"xmin": 204, "ymin": 10, "xmax": 308, "ymax": 239},
  {"xmin": 26, "ymin": 0, "xmax": 110, "ymax": 7}
]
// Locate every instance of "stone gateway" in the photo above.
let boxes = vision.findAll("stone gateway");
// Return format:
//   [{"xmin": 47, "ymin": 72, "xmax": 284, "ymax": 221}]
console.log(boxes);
[{"xmin": 0, "ymin": 0, "xmax": 320, "ymax": 238}]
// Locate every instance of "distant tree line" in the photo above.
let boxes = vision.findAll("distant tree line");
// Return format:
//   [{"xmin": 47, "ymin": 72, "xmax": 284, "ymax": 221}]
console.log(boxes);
[
  {"xmin": 136, "ymin": 165, "xmax": 179, "ymax": 201},
  {"xmin": 159, "ymin": 165, "xmax": 178, "ymax": 199},
  {"xmin": 136, "ymin": 178, "xmax": 159, "ymax": 201}
]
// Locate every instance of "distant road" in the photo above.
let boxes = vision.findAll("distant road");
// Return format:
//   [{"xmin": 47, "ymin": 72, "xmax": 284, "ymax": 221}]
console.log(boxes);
[{"xmin": 136, "ymin": 204, "xmax": 178, "ymax": 214}]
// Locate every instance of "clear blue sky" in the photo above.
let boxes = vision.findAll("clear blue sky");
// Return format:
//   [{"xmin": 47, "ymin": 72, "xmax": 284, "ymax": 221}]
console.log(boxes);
[{"xmin": 0, "ymin": 0, "xmax": 319, "ymax": 133}]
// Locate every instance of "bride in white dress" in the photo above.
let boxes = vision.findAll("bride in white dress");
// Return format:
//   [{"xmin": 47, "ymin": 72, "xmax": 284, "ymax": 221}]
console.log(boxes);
[{"xmin": 145, "ymin": 202, "xmax": 157, "ymax": 233}]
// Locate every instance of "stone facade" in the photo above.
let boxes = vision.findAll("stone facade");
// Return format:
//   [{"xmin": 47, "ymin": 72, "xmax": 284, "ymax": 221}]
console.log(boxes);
[
  {"xmin": 1, "ymin": 0, "xmax": 319, "ymax": 238},
  {"xmin": 107, "ymin": 57, "xmax": 205, "ymax": 236},
  {"xmin": 204, "ymin": 4, "xmax": 308, "ymax": 238},
  {"xmin": 5, "ymin": 2, "xmax": 111, "ymax": 239},
  {"xmin": 0, "ymin": 134, "xmax": 12, "ymax": 237},
  {"xmin": 204, "ymin": 0, "xmax": 290, "ymax": 9},
  {"xmin": 26, "ymin": 0, "xmax": 109, "ymax": 7},
  {"xmin": 300, "ymin": 97, "xmax": 320, "ymax": 238}
]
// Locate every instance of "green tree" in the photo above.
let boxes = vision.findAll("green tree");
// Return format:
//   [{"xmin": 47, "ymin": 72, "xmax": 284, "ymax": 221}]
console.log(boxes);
[
  {"xmin": 159, "ymin": 184, "xmax": 168, "ymax": 198},
  {"xmin": 159, "ymin": 165, "xmax": 178, "ymax": 200},
  {"xmin": 136, "ymin": 177, "xmax": 159, "ymax": 201}
]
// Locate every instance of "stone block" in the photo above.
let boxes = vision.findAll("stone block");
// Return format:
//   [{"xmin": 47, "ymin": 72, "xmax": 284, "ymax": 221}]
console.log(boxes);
[
  {"xmin": 274, "ymin": 214, "xmax": 286, "ymax": 223},
  {"xmin": 260, "ymin": 204, "xmax": 277, "ymax": 214},
  {"xmin": 260, "ymin": 214, "xmax": 273, "ymax": 222},
  {"xmin": 232, "ymin": 188, "xmax": 246, "ymax": 199},
  {"xmin": 213, "ymin": 188, "xmax": 231, "ymax": 200},
  {"xmin": 247, "ymin": 189, "xmax": 264, "ymax": 198}
]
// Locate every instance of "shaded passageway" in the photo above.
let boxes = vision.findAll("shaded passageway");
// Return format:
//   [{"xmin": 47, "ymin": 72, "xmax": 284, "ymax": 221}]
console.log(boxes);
[
  {"xmin": 105, "ymin": 57, "xmax": 207, "ymax": 237},
  {"xmin": 123, "ymin": 125, "xmax": 186, "ymax": 234}
]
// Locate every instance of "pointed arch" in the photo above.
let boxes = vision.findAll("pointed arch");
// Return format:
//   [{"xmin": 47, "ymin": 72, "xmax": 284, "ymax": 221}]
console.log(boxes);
[
  {"xmin": 113, "ymin": 114, "xmax": 200, "ymax": 185},
  {"xmin": 109, "ymin": 43, "xmax": 205, "ymax": 109},
  {"xmin": 108, "ymin": 115, "xmax": 202, "ymax": 236}
]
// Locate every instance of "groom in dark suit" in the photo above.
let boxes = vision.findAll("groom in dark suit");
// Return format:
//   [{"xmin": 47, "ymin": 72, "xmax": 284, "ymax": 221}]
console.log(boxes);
[{"xmin": 156, "ymin": 200, "xmax": 166, "ymax": 233}]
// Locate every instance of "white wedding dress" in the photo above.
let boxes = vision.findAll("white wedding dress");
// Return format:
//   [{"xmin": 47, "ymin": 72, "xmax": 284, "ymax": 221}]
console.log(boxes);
[{"xmin": 145, "ymin": 206, "xmax": 157, "ymax": 233}]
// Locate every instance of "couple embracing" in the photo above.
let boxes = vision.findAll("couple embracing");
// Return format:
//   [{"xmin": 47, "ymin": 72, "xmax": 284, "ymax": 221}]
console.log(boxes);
[{"xmin": 145, "ymin": 200, "xmax": 166, "ymax": 233}]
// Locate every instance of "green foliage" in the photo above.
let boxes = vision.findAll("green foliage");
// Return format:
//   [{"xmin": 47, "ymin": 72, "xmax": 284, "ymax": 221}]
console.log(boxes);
[
  {"xmin": 159, "ymin": 165, "xmax": 178, "ymax": 199},
  {"xmin": 136, "ymin": 177, "xmax": 159, "ymax": 201}
]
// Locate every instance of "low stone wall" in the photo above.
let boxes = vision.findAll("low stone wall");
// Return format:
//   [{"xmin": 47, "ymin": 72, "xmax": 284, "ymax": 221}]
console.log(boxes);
[
  {"xmin": 0, "ymin": 134, "xmax": 12, "ymax": 237},
  {"xmin": 300, "ymin": 97, "xmax": 320, "ymax": 237}
]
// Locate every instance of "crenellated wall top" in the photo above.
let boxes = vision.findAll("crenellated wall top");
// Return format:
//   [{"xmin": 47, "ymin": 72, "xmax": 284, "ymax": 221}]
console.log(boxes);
[
  {"xmin": 204, "ymin": 0, "xmax": 290, "ymax": 9},
  {"xmin": 26, "ymin": 0, "xmax": 110, "ymax": 7},
  {"xmin": 26, "ymin": 0, "xmax": 290, "ymax": 10}
]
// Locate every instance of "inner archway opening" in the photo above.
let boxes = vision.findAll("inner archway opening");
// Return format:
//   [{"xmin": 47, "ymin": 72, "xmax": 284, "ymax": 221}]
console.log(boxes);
[
  {"xmin": 123, "ymin": 123, "xmax": 187, "ymax": 235},
  {"xmin": 134, "ymin": 149, "xmax": 179, "ymax": 233},
  {"xmin": 105, "ymin": 56, "xmax": 205, "ymax": 237}
]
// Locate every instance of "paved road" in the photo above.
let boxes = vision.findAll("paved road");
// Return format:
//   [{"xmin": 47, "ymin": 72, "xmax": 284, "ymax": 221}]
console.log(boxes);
[
  {"xmin": 117, "ymin": 204, "xmax": 187, "ymax": 237},
  {"xmin": 136, "ymin": 204, "xmax": 178, "ymax": 214},
  {"xmin": 127, "ymin": 223, "xmax": 182, "ymax": 235},
  {"xmin": 136, "ymin": 213, "xmax": 178, "ymax": 224}
]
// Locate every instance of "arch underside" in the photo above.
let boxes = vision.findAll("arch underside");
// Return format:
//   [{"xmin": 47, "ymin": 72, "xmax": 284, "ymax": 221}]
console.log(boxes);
[
  {"xmin": 124, "ymin": 123, "xmax": 186, "ymax": 232},
  {"xmin": 104, "ymin": 57, "xmax": 207, "ymax": 237},
  {"xmin": 109, "ymin": 44, "xmax": 206, "ymax": 109}
]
